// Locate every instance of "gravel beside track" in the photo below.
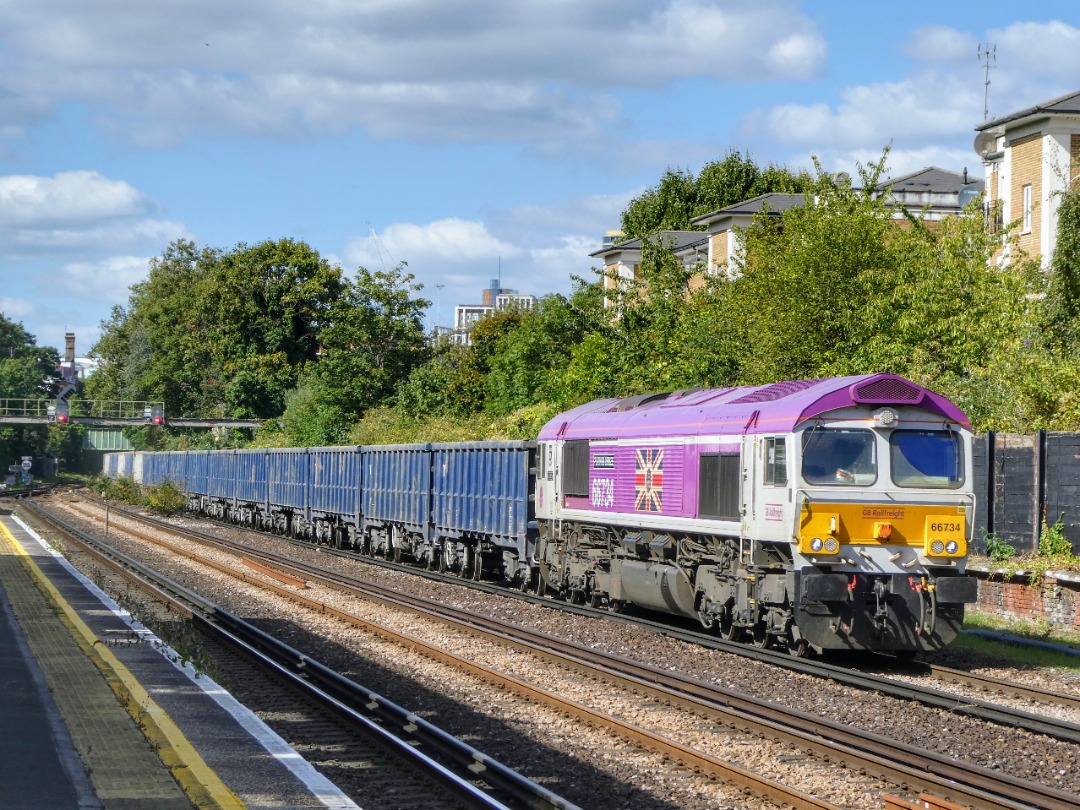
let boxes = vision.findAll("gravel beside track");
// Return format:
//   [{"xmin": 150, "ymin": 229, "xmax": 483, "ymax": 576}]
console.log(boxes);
[{"xmin": 37, "ymin": 494, "xmax": 1080, "ymax": 807}]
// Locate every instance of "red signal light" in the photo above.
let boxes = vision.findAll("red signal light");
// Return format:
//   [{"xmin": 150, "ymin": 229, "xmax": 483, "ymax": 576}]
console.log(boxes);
[
  {"xmin": 57, "ymin": 413, "xmax": 69, "ymax": 424},
  {"xmin": 152, "ymin": 416, "xmax": 163, "ymax": 426}
]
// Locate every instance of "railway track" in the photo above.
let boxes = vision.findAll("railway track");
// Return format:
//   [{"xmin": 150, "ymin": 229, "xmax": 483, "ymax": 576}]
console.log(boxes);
[
  {"xmin": 17, "ymin": 499, "xmax": 578, "ymax": 810},
  {"xmin": 32, "ymin": 494, "xmax": 1080, "ymax": 810},
  {"xmin": 63, "ymin": 492, "xmax": 1080, "ymax": 739}
]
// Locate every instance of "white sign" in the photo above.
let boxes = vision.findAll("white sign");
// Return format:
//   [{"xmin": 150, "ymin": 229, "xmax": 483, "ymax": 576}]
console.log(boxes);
[{"xmin": 20, "ymin": 459, "xmax": 32, "ymax": 471}]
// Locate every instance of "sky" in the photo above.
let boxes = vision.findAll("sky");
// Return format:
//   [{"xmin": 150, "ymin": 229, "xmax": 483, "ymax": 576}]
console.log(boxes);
[{"xmin": 2, "ymin": 1, "xmax": 1080, "ymax": 356}]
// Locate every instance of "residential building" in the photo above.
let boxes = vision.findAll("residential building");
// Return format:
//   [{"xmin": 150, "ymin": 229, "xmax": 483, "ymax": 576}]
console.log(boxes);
[
  {"xmin": 590, "ymin": 231, "xmax": 708, "ymax": 303},
  {"xmin": 975, "ymin": 89, "xmax": 1080, "ymax": 265},
  {"xmin": 594, "ymin": 168, "xmax": 979, "ymax": 287},
  {"xmin": 874, "ymin": 166, "xmax": 983, "ymax": 223},
  {"xmin": 449, "ymin": 279, "xmax": 537, "ymax": 345}
]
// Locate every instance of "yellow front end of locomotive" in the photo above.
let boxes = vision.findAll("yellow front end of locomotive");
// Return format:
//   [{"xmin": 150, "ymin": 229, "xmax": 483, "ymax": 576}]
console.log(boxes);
[{"xmin": 798, "ymin": 501, "xmax": 968, "ymax": 558}]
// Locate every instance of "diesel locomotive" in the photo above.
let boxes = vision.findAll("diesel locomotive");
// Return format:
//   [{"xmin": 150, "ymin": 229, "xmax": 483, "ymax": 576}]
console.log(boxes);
[
  {"xmin": 103, "ymin": 373, "xmax": 977, "ymax": 655},
  {"xmin": 533, "ymin": 373, "xmax": 977, "ymax": 656}
]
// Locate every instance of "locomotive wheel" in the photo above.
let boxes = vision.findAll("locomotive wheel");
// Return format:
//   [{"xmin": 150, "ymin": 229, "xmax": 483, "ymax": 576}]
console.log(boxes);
[{"xmin": 697, "ymin": 608, "xmax": 715, "ymax": 631}]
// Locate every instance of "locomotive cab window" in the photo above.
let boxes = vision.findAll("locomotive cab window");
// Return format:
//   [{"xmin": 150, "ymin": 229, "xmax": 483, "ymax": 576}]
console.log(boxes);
[
  {"xmin": 764, "ymin": 437, "xmax": 787, "ymax": 486},
  {"xmin": 801, "ymin": 428, "xmax": 877, "ymax": 486},
  {"xmin": 890, "ymin": 430, "xmax": 964, "ymax": 489}
]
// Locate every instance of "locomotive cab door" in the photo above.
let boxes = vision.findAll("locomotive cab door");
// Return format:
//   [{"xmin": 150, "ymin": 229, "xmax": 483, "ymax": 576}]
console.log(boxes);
[{"xmin": 536, "ymin": 441, "xmax": 559, "ymax": 520}]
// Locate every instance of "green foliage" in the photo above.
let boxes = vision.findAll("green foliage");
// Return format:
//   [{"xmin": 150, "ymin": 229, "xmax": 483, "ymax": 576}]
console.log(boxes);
[
  {"xmin": 1038, "ymin": 514, "xmax": 1074, "ymax": 558},
  {"xmin": 93, "ymin": 475, "xmax": 141, "ymax": 504},
  {"xmin": 983, "ymin": 533, "xmax": 1018, "ymax": 563},
  {"xmin": 621, "ymin": 149, "xmax": 813, "ymax": 238},
  {"xmin": 88, "ymin": 238, "xmax": 344, "ymax": 420},
  {"xmin": 1043, "ymin": 176, "xmax": 1080, "ymax": 347},
  {"xmin": 287, "ymin": 263, "xmax": 429, "ymax": 444},
  {"xmin": 142, "ymin": 480, "xmax": 187, "ymax": 514}
]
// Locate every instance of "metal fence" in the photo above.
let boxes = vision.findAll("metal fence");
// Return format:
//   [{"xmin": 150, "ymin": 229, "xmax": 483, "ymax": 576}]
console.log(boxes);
[{"xmin": 973, "ymin": 431, "xmax": 1080, "ymax": 554}]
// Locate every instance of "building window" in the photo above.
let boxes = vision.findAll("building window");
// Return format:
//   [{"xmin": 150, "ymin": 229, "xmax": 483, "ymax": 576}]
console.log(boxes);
[{"xmin": 1022, "ymin": 184, "xmax": 1033, "ymax": 233}]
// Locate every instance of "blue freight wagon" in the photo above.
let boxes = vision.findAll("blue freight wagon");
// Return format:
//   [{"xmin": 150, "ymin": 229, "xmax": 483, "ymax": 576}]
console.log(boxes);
[
  {"xmin": 432, "ymin": 441, "xmax": 536, "ymax": 583},
  {"xmin": 309, "ymin": 446, "xmax": 362, "ymax": 547},
  {"xmin": 233, "ymin": 449, "xmax": 268, "ymax": 528},
  {"xmin": 360, "ymin": 444, "xmax": 431, "ymax": 562},
  {"xmin": 267, "ymin": 448, "xmax": 309, "ymax": 535}
]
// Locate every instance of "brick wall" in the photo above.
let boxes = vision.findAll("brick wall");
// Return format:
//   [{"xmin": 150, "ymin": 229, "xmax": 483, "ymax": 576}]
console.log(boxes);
[
  {"xmin": 1010, "ymin": 132, "xmax": 1043, "ymax": 258},
  {"xmin": 974, "ymin": 570, "xmax": 1080, "ymax": 632}
]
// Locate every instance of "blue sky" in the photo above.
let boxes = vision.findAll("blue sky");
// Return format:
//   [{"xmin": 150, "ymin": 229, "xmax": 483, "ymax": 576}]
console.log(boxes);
[{"xmin": 2, "ymin": 1, "xmax": 1079, "ymax": 355}]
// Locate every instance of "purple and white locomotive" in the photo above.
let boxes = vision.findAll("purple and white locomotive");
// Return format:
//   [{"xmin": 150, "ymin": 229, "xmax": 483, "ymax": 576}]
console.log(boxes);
[{"xmin": 534, "ymin": 373, "xmax": 978, "ymax": 655}]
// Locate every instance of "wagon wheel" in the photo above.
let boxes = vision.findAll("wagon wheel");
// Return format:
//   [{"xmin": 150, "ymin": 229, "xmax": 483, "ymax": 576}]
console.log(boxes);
[
  {"xmin": 786, "ymin": 632, "xmax": 810, "ymax": 658},
  {"xmin": 534, "ymin": 564, "xmax": 549, "ymax": 596},
  {"xmin": 437, "ymin": 546, "xmax": 449, "ymax": 573},
  {"xmin": 751, "ymin": 622, "xmax": 772, "ymax": 649},
  {"xmin": 471, "ymin": 548, "xmax": 483, "ymax": 581},
  {"xmin": 719, "ymin": 614, "xmax": 741, "ymax": 641}
]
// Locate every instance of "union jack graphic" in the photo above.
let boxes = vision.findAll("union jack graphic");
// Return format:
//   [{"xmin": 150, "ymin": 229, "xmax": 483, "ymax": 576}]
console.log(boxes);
[{"xmin": 634, "ymin": 448, "xmax": 664, "ymax": 512}]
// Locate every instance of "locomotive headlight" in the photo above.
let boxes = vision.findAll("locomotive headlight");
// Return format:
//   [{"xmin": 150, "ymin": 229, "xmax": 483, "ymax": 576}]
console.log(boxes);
[
  {"xmin": 823, "ymin": 537, "xmax": 840, "ymax": 553},
  {"xmin": 930, "ymin": 540, "xmax": 945, "ymax": 555},
  {"xmin": 874, "ymin": 408, "xmax": 899, "ymax": 428},
  {"xmin": 946, "ymin": 540, "xmax": 959, "ymax": 555},
  {"xmin": 811, "ymin": 537, "xmax": 824, "ymax": 552}
]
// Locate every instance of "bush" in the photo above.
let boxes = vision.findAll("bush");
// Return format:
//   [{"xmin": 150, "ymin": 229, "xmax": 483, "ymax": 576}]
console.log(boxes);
[
  {"xmin": 142, "ymin": 480, "xmax": 187, "ymax": 514},
  {"xmin": 95, "ymin": 475, "xmax": 141, "ymax": 504},
  {"xmin": 983, "ymin": 532, "xmax": 1017, "ymax": 563},
  {"xmin": 1038, "ymin": 515, "xmax": 1074, "ymax": 558}
]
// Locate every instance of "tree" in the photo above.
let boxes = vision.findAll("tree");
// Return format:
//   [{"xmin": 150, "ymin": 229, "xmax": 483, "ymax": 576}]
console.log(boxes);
[
  {"xmin": 0, "ymin": 313, "xmax": 66, "ymax": 470},
  {"xmin": 484, "ymin": 293, "xmax": 595, "ymax": 415},
  {"xmin": 1043, "ymin": 177, "xmax": 1080, "ymax": 348},
  {"xmin": 289, "ymin": 263, "xmax": 429, "ymax": 444},
  {"xmin": 621, "ymin": 149, "xmax": 813, "ymax": 238},
  {"xmin": 88, "ymin": 238, "xmax": 345, "ymax": 420}
]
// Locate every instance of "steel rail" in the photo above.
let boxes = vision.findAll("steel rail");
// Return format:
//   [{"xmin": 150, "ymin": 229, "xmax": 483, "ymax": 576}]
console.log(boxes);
[
  {"xmin": 72, "ymin": 493, "xmax": 1080, "ymax": 746},
  {"xmin": 54, "ymin": 499, "xmax": 1079, "ymax": 810},
  {"xmin": 52, "ymin": 499, "xmax": 842, "ymax": 810},
  {"xmin": 19, "ymin": 500, "xmax": 578, "ymax": 810}
]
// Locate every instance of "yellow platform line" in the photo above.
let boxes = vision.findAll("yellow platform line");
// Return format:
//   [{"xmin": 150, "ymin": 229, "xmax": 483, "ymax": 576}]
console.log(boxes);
[{"xmin": 0, "ymin": 519, "xmax": 246, "ymax": 810}]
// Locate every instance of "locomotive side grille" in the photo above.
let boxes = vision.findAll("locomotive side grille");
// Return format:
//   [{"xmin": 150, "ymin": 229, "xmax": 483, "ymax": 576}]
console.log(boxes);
[
  {"xmin": 728, "ymin": 378, "xmax": 825, "ymax": 404},
  {"xmin": 562, "ymin": 440, "xmax": 590, "ymax": 497},
  {"xmin": 698, "ymin": 452, "xmax": 740, "ymax": 520},
  {"xmin": 853, "ymin": 377, "xmax": 923, "ymax": 403}
]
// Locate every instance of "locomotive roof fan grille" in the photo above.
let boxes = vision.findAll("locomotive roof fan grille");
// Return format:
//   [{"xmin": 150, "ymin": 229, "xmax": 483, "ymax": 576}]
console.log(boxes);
[{"xmin": 851, "ymin": 376, "xmax": 924, "ymax": 405}]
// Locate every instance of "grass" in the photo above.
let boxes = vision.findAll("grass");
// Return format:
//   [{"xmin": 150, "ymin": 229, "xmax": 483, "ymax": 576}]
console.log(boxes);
[{"xmin": 959, "ymin": 609, "xmax": 1080, "ymax": 671}]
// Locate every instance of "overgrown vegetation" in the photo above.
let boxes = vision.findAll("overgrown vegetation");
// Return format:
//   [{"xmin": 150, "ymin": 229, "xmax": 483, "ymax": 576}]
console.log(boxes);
[{"xmin": 91, "ymin": 475, "xmax": 186, "ymax": 514}]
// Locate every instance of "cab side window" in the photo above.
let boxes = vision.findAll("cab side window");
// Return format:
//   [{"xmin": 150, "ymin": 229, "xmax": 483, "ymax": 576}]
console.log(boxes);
[{"xmin": 764, "ymin": 437, "xmax": 787, "ymax": 486}]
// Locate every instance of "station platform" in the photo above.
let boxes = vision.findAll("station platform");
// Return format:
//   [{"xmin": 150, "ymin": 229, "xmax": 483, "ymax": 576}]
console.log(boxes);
[{"xmin": 0, "ymin": 509, "xmax": 360, "ymax": 810}]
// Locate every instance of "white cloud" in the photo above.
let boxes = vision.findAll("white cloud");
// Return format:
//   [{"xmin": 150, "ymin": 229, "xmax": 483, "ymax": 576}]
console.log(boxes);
[
  {"xmin": 59, "ymin": 256, "xmax": 151, "ymax": 304},
  {"xmin": 0, "ymin": 171, "xmax": 188, "ymax": 257},
  {"xmin": 0, "ymin": 297, "xmax": 36, "ymax": 319},
  {"xmin": 0, "ymin": 170, "xmax": 151, "ymax": 224},
  {"xmin": 0, "ymin": 1, "xmax": 825, "ymax": 148},
  {"xmin": 345, "ymin": 218, "xmax": 521, "ymax": 270}
]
